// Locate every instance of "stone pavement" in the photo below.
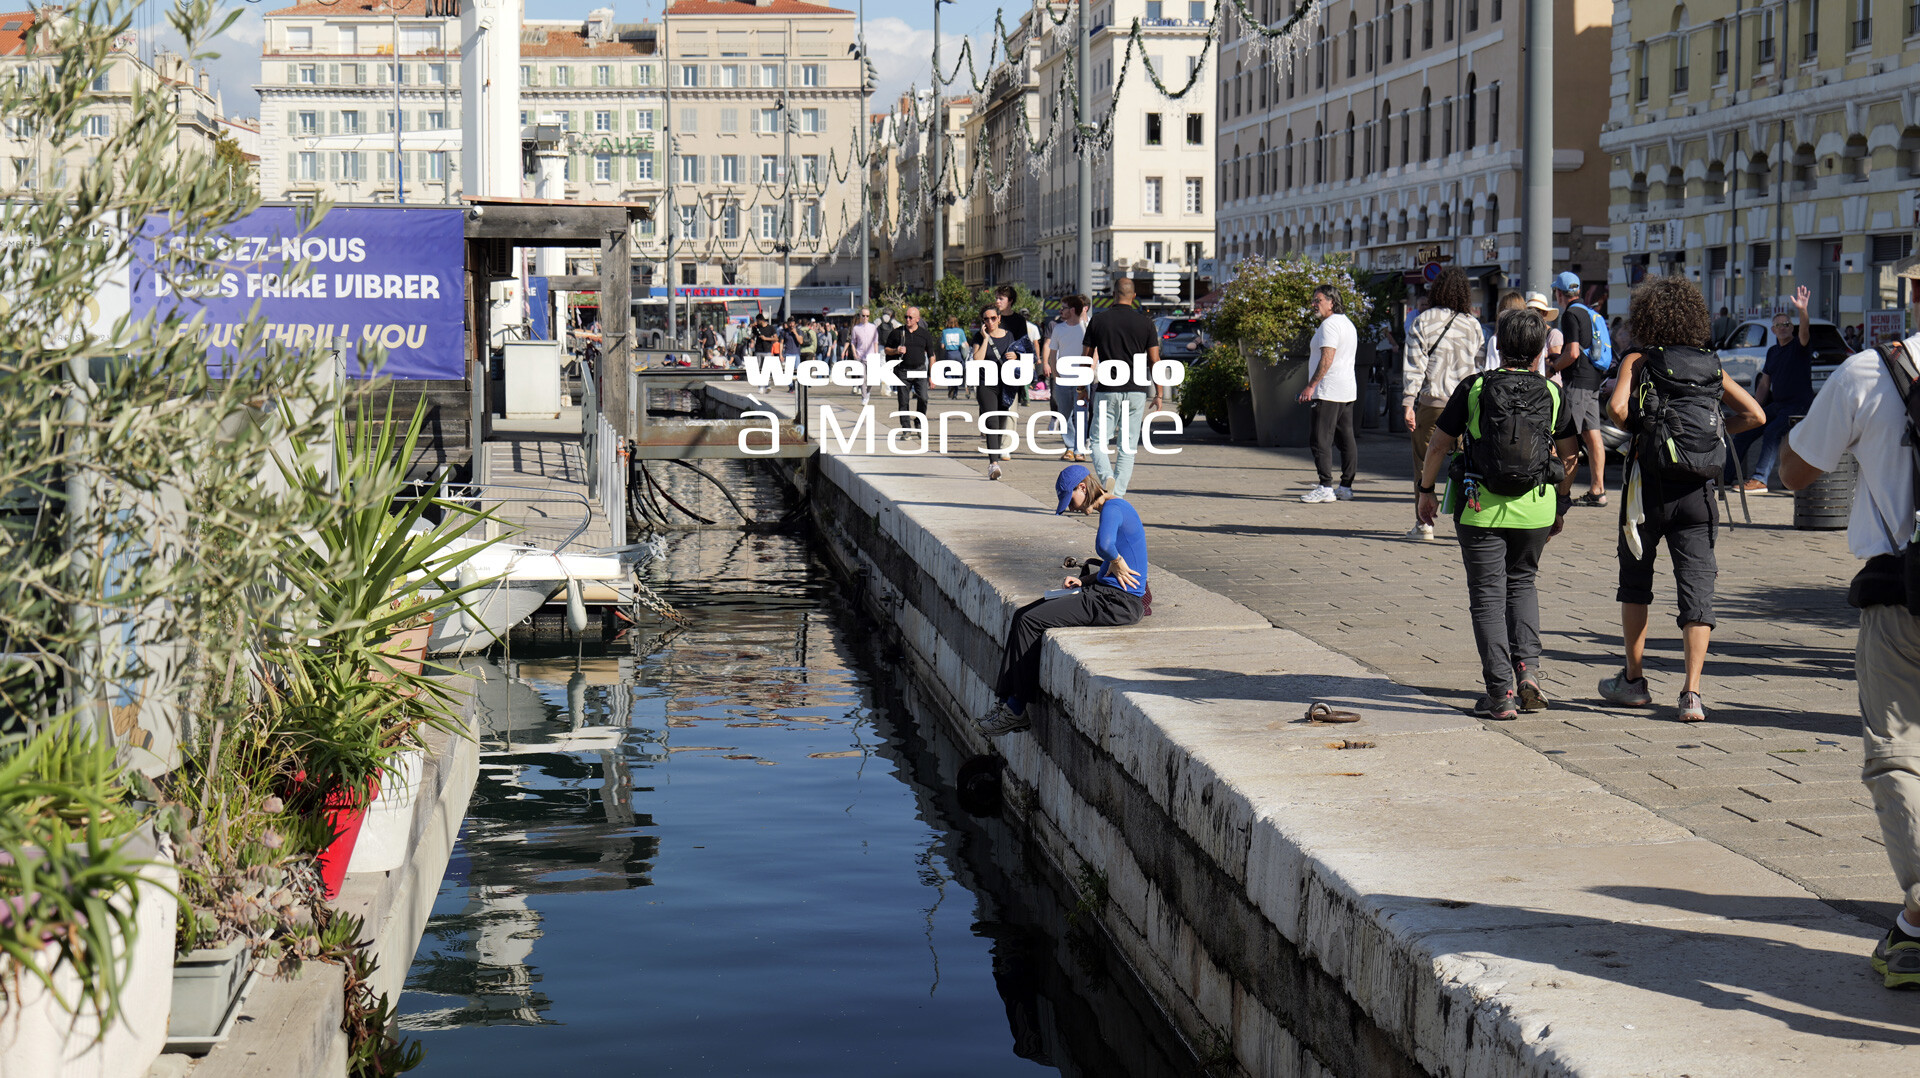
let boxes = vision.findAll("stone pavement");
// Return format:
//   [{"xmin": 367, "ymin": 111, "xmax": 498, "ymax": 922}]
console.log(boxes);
[{"xmin": 796, "ymin": 388, "xmax": 1895, "ymax": 928}]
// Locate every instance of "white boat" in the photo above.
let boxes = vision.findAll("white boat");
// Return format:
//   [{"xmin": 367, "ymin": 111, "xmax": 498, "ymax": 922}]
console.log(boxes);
[{"xmin": 422, "ymin": 535, "xmax": 628, "ymax": 655}]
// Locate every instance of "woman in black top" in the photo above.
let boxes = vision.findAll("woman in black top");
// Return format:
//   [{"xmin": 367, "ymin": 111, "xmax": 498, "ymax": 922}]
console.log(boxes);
[{"xmin": 973, "ymin": 303, "xmax": 1020, "ymax": 480}]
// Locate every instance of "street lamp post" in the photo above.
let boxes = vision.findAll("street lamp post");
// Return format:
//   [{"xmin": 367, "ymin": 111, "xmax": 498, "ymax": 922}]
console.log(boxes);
[
  {"xmin": 663, "ymin": 2, "xmax": 676, "ymax": 344},
  {"xmin": 393, "ymin": 10, "xmax": 404, "ymax": 204},
  {"xmin": 1521, "ymin": 0, "xmax": 1552, "ymax": 292},
  {"xmin": 1075, "ymin": 0, "xmax": 1093, "ymax": 296},
  {"xmin": 781, "ymin": 94, "xmax": 792, "ymax": 321},
  {"xmin": 856, "ymin": 0, "xmax": 872, "ymax": 311},
  {"xmin": 931, "ymin": 0, "xmax": 953, "ymax": 287}
]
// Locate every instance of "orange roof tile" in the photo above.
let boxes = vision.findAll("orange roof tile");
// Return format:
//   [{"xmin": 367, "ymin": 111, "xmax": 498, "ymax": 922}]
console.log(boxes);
[
  {"xmin": 519, "ymin": 26, "xmax": 652, "ymax": 57},
  {"xmin": 264, "ymin": 0, "xmax": 451, "ymax": 18},
  {"xmin": 0, "ymin": 11, "xmax": 37, "ymax": 54},
  {"xmin": 666, "ymin": 0, "xmax": 851, "ymax": 16}
]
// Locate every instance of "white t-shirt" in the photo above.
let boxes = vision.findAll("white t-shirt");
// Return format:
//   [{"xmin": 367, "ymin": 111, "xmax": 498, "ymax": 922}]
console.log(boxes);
[
  {"xmin": 1786, "ymin": 341, "xmax": 1915, "ymax": 560},
  {"xmin": 1050, "ymin": 321, "xmax": 1086, "ymax": 359},
  {"xmin": 1483, "ymin": 326, "xmax": 1561, "ymax": 376},
  {"xmin": 1309, "ymin": 313, "xmax": 1359, "ymax": 403}
]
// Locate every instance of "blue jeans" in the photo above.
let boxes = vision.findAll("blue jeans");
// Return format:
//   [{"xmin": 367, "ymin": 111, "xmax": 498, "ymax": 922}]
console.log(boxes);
[
  {"xmin": 1090, "ymin": 392, "xmax": 1148, "ymax": 495},
  {"xmin": 1727, "ymin": 398, "xmax": 1809, "ymax": 485},
  {"xmin": 1058, "ymin": 393, "xmax": 1090, "ymax": 453}
]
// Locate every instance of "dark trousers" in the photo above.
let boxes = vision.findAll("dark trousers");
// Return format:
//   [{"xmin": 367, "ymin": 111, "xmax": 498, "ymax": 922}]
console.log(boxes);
[
  {"xmin": 1618, "ymin": 476, "xmax": 1718, "ymax": 628},
  {"xmin": 896, "ymin": 377, "xmax": 929, "ymax": 432},
  {"xmin": 977, "ymin": 384, "xmax": 1014, "ymax": 460},
  {"xmin": 1458, "ymin": 524, "xmax": 1551, "ymax": 696},
  {"xmin": 994, "ymin": 584, "xmax": 1145, "ymax": 705},
  {"xmin": 1309, "ymin": 400, "xmax": 1358, "ymax": 487}
]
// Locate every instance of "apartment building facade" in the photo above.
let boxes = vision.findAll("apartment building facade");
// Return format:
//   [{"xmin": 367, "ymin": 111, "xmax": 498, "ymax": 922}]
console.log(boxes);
[
  {"xmin": 871, "ymin": 91, "xmax": 972, "ymax": 291},
  {"xmin": 659, "ymin": 0, "xmax": 866, "ymax": 294},
  {"xmin": 961, "ymin": 12, "xmax": 1043, "ymax": 291},
  {"xmin": 0, "ymin": 12, "xmax": 225, "ymax": 195},
  {"xmin": 1598, "ymin": 0, "xmax": 1920, "ymax": 329},
  {"xmin": 1215, "ymin": 0, "xmax": 1610, "ymax": 305},
  {"xmin": 1035, "ymin": 0, "xmax": 1216, "ymax": 300},
  {"xmin": 257, "ymin": 0, "xmax": 462, "ymax": 203}
]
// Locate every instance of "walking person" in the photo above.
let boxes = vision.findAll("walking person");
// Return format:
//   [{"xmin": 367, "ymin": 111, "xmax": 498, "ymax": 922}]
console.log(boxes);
[
  {"xmin": 977, "ymin": 465, "xmax": 1148, "ymax": 737},
  {"xmin": 1415, "ymin": 309, "xmax": 1579, "ymax": 719},
  {"xmin": 1727, "ymin": 286, "xmax": 1818, "ymax": 493},
  {"xmin": 849, "ymin": 307, "xmax": 881, "ymax": 406},
  {"xmin": 1781, "ymin": 324, "xmax": 1920, "ymax": 988},
  {"xmin": 1300, "ymin": 285, "xmax": 1361, "ymax": 504},
  {"xmin": 1082, "ymin": 278, "xmax": 1161, "ymax": 498},
  {"xmin": 972, "ymin": 303, "xmax": 1022, "ymax": 480},
  {"xmin": 1598, "ymin": 276, "xmax": 1765, "ymax": 722},
  {"xmin": 887, "ymin": 305, "xmax": 936, "ymax": 438},
  {"xmin": 941, "ymin": 315, "xmax": 968, "ymax": 400},
  {"xmin": 1548, "ymin": 272, "xmax": 1614, "ymax": 508},
  {"xmin": 1401, "ymin": 267, "xmax": 1486, "ymax": 532},
  {"xmin": 1045, "ymin": 295, "xmax": 1092, "ymax": 462}
]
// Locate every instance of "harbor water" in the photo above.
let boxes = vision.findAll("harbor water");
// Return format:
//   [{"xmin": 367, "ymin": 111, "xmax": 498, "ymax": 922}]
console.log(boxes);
[{"xmin": 397, "ymin": 461, "xmax": 1196, "ymax": 1076}]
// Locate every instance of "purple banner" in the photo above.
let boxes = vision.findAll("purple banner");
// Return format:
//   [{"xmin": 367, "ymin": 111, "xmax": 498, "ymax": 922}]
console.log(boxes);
[{"xmin": 132, "ymin": 206, "xmax": 466, "ymax": 380}]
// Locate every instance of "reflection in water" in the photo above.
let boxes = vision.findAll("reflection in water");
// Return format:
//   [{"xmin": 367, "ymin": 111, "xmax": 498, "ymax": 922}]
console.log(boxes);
[{"xmin": 398, "ymin": 463, "xmax": 1194, "ymax": 1076}]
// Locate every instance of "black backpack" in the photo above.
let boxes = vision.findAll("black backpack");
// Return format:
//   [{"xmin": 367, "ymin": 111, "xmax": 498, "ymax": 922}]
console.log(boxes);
[
  {"xmin": 1464, "ymin": 370, "xmax": 1562, "ymax": 496},
  {"xmin": 1630, "ymin": 346, "xmax": 1725, "ymax": 481}
]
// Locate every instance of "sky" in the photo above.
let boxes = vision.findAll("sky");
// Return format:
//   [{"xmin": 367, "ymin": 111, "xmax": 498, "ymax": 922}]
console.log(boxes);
[{"xmin": 162, "ymin": 0, "xmax": 990, "ymax": 121}]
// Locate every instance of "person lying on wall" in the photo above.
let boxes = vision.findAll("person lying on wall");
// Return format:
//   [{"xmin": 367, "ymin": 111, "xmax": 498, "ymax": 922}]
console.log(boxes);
[{"xmin": 978, "ymin": 465, "xmax": 1150, "ymax": 738}]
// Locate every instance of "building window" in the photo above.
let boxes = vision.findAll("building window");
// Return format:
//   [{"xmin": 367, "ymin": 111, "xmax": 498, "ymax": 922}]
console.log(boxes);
[
  {"xmin": 759, "ymin": 63, "xmax": 781, "ymax": 87},
  {"xmin": 678, "ymin": 154, "xmax": 701, "ymax": 183},
  {"xmin": 1420, "ymin": 90, "xmax": 1432, "ymax": 160},
  {"xmin": 679, "ymin": 205, "xmax": 700, "ymax": 240},
  {"xmin": 1145, "ymin": 240, "xmax": 1164, "ymax": 262},
  {"xmin": 680, "ymin": 64, "xmax": 701, "ymax": 87},
  {"xmin": 90, "ymin": 67, "xmax": 110, "ymax": 91},
  {"xmin": 801, "ymin": 201, "xmax": 820, "ymax": 239},
  {"xmin": 520, "ymin": 65, "xmax": 532, "ymax": 87},
  {"xmin": 1314, "ymin": 121, "xmax": 1325, "ymax": 182},
  {"xmin": 1757, "ymin": 9, "xmax": 1776, "ymax": 62},
  {"xmin": 555, "ymin": 112, "xmax": 572, "ymax": 131},
  {"xmin": 720, "ymin": 107, "xmax": 739, "ymax": 133},
  {"xmin": 759, "ymin": 205, "xmax": 779, "ymax": 236},
  {"xmin": 1344, "ymin": 113, "xmax": 1356, "ymax": 178},
  {"xmin": 1144, "ymin": 176, "xmax": 1163, "ymax": 213},
  {"xmin": 1467, "ymin": 0, "xmax": 1479, "ymax": 31},
  {"xmin": 1378, "ymin": 101, "xmax": 1392, "ymax": 166},
  {"xmin": 801, "ymin": 108, "xmax": 822, "ymax": 133},
  {"xmin": 680, "ymin": 108, "xmax": 698, "ymax": 133},
  {"xmin": 1636, "ymin": 44, "xmax": 1649, "ymax": 100},
  {"xmin": 756, "ymin": 107, "xmax": 779, "ymax": 133},
  {"xmin": 1464, "ymin": 75, "xmax": 1477, "ymax": 148},
  {"xmin": 1441, "ymin": 96, "xmax": 1452, "ymax": 155},
  {"xmin": 1852, "ymin": 0, "xmax": 1873, "ymax": 46},
  {"xmin": 1384, "ymin": 9, "xmax": 1395, "ymax": 62},
  {"xmin": 594, "ymin": 110, "xmax": 612, "ymax": 133},
  {"xmin": 635, "ymin": 109, "xmax": 655, "ymax": 131},
  {"xmin": 637, "ymin": 63, "xmax": 656, "ymax": 86},
  {"xmin": 759, "ymin": 154, "xmax": 778, "ymax": 182},
  {"xmin": 425, "ymin": 63, "xmax": 444, "ymax": 84},
  {"xmin": 1488, "ymin": 83, "xmax": 1500, "ymax": 144},
  {"xmin": 296, "ymin": 151, "xmax": 318, "ymax": 180},
  {"xmin": 594, "ymin": 64, "xmax": 613, "ymax": 86},
  {"xmin": 683, "ymin": 263, "xmax": 699, "ymax": 286},
  {"xmin": 1185, "ymin": 176, "xmax": 1203, "ymax": 212},
  {"xmin": 1146, "ymin": 0, "xmax": 1163, "ymax": 18},
  {"xmin": 552, "ymin": 66, "xmax": 572, "ymax": 87},
  {"xmin": 1673, "ymin": 36, "xmax": 1690, "ymax": 93},
  {"xmin": 341, "ymin": 110, "xmax": 361, "ymax": 134},
  {"xmin": 1347, "ymin": 14, "xmax": 1359, "ymax": 76},
  {"xmin": 297, "ymin": 64, "xmax": 317, "ymax": 84},
  {"xmin": 722, "ymin": 203, "xmax": 740, "ymax": 240},
  {"xmin": 594, "ymin": 153, "xmax": 612, "ymax": 181},
  {"xmin": 297, "ymin": 110, "xmax": 319, "ymax": 135},
  {"xmin": 718, "ymin": 64, "xmax": 740, "ymax": 87},
  {"xmin": 1874, "ymin": 235, "xmax": 1915, "ymax": 309},
  {"xmin": 1146, "ymin": 112, "xmax": 1163, "ymax": 145},
  {"xmin": 427, "ymin": 151, "xmax": 447, "ymax": 180},
  {"xmin": 1422, "ymin": 0, "xmax": 1434, "ymax": 47},
  {"xmin": 286, "ymin": 26, "xmax": 312, "ymax": 51},
  {"xmin": 1714, "ymin": 22, "xmax": 1729, "ymax": 76},
  {"xmin": 800, "ymin": 64, "xmax": 821, "ymax": 87},
  {"xmin": 801, "ymin": 154, "xmax": 819, "ymax": 182},
  {"xmin": 1185, "ymin": 113, "xmax": 1204, "ymax": 145},
  {"xmin": 1445, "ymin": 0, "xmax": 1455, "ymax": 39},
  {"xmin": 713, "ymin": 154, "xmax": 736, "ymax": 183},
  {"xmin": 1802, "ymin": 0, "xmax": 1820, "ymax": 58},
  {"xmin": 340, "ymin": 151, "xmax": 363, "ymax": 181},
  {"xmin": 636, "ymin": 153, "xmax": 655, "ymax": 181},
  {"xmin": 1314, "ymin": 26, "xmax": 1326, "ymax": 87}
]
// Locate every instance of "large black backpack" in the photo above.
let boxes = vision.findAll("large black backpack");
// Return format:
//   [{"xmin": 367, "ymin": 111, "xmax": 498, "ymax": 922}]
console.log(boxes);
[
  {"xmin": 1464, "ymin": 370, "xmax": 1561, "ymax": 496},
  {"xmin": 1631, "ymin": 346, "xmax": 1725, "ymax": 481}
]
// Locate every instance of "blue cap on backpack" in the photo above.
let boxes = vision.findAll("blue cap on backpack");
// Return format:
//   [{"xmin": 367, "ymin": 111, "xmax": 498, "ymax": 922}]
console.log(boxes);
[
  {"xmin": 1056, "ymin": 465, "xmax": 1090, "ymax": 514},
  {"xmin": 1552, "ymin": 271, "xmax": 1581, "ymax": 294}
]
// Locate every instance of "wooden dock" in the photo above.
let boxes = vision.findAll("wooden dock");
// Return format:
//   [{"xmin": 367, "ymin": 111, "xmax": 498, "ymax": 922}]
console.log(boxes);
[{"xmin": 478, "ymin": 409, "xmax": 618, "ymax": 552}]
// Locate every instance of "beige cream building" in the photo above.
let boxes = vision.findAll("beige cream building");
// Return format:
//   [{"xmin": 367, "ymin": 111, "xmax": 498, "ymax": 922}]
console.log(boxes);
[
  {"xmin": 1036, "ymin": 0, "xmax": 1216, "ymax": 300},
  {"xmin": 961, "ymin": 10, "xmax": 1044, "ymax": 290},
  {"xmin": 1216, "ymin": 0, "xmax": 1611, "ymax": 306},
  {"xmin": 870, "ymin": 90, "xmax": 972, "ymax": 290},
  {"xmin": 1598, "ymin": 0, "xmax": 1920, "ymax": 329},
  {"xmin": 0, "ymin": 11, "xmax": 225, "ymax": 195}
]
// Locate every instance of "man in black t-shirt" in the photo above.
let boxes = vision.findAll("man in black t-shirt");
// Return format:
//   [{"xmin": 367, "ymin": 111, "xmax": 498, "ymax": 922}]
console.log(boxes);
[
  {"xmin": 1729, "ymin": 286, "xmax": 1817, "ymax": 491},
  {"xmin": 1548, "ymin": 273, "xmax": 1608, "ymax": 507},
  {"xmin": 750, "ymin": 317, "xmax": 778, "ymax": 359},
  {"xmin": 886, "ymin": 306, "xmax": 938, "ymax": 434},
  {"xmin": 1081, "ymin": 278, "xmax": 1162, "ymax": 497}
]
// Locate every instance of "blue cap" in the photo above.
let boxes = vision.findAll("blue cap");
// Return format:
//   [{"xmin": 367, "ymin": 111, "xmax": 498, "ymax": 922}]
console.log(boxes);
[
  {"xmin": 1552, "ymin": 271, "xmax": 1581, "ymax": 294},
  {"xmin": 1055, "ymin": 464, "xmax": 1090, "ymax": 514}
]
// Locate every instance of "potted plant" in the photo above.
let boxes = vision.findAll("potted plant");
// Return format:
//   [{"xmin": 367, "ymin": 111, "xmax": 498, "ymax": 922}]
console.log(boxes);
[
  {"xmin": 1204, "ymin": 257, "xmax": 1374, "ymax": 448},
  {"xmin": 0, "ymin": 718, "xmax": 176, "ymax": 1078}
]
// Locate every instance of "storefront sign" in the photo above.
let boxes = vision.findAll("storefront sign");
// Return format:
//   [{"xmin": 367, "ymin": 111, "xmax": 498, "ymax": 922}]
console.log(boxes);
[{"xmin": 132, "ymin": 206, "xmax": 467, "ymax": 380}]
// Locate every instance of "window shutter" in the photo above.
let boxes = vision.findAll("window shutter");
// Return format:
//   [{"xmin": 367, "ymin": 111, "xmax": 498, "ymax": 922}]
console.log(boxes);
[
  {"xmin": 287, "ymin": 63, "xmax": 297, "ymax": 82},
  {"xmin": 285, "ymin": 109, "xmax": 295, "ymax": 133},
  {"xmin": 329, "ymin": 111, "xmax": 339, "ymax": 135},
  {"xmin": 329, "ymin": 152, "xmax": 339, "ymax": 180},
  {"xmin": 377, "ymin": 152, "xmax": 387, "ymax": 180},
  {"xmin": 287, "ymin": 152, "xmax": 296, "ymax": 180},
  {"xmin": 627, "ymin": 155, "xmax": 636, "ymax": 182}
]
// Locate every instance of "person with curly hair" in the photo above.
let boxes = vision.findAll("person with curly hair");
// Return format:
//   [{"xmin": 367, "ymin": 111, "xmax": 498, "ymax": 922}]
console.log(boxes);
[
  {"xmin": 1401, "ymin": 267, "xmax": 1486, "ymax": 537},
  {"xmin": 1599, "ymin": 276, "xmax": 1764, "ymax": 722}
]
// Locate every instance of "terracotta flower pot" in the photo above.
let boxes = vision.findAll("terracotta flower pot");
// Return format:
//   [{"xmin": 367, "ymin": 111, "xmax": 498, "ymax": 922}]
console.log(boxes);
[{"xmin": 370, "ymin": 614, "xmax": 434, "ymax": 683}]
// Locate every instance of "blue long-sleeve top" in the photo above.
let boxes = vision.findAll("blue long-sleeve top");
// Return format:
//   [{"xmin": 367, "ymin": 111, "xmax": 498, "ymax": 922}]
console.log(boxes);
[{"xmin": 1094, "ymin": 498, "xmax": 1148, "ymax": 597}]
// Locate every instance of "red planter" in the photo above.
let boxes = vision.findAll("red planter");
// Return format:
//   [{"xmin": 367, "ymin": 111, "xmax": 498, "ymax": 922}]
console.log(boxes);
[{"xmin": 298, "ymin": 772, "xmax": 382, "ymax": 900}]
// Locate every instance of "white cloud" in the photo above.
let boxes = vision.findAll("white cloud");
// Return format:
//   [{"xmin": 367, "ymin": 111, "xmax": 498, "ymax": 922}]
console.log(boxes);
[{"xmin": 860, "ymin": 16, "xmax": 934, "ymax": 107}]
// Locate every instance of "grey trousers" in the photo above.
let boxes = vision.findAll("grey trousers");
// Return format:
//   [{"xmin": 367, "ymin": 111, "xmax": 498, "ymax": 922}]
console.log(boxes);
[
  {"xmin": 1859, "ymin": 604, "xmax": 1920, "ymax": 914},
  {"xmin": 1458, "ymin": 523, "xmax": 1551, "ymax": 697}
]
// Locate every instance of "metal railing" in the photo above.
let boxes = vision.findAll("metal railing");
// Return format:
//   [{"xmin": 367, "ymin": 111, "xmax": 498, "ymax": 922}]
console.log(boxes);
[{"xmin": 579, "ymin": 356, "xmax": 627, "ymax": 548}]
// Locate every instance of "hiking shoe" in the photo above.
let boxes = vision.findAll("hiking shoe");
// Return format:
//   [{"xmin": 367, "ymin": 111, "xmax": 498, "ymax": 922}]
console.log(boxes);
[
  {"xmin": 1334, "ymin": 485, "xmax": 1355, "ymax": 501},
  {"xmin": 987, "ymin": 462, "xmax": 1003, "ymax": 481},
  {"xmin": 976, "ymin": 703, "xmax": 1030, "ymax": 737},
  {"xmin": 1874, "ymin": 927, "xmax": 1920, "ymax": 989},
  {"xmin": 1598, "ymin": 670, "xmax": 1653, "ymax": 707},
  {"xmin": 1515, "ymin": 665, "xmax": 1549, "ymax": 713},
  {"xmin": 1677, "ymin": 690, "xmax": 1707, "ymax": 723},
  {"xmin": 1474, "ymin": 691, "xmax": 1519, "ymax": 721},
  {"xmin": 1300, "ymin": 485, "xmax": 1337, "ymax": 504},
  {"xmin": 1404, "ymin": 522, "xmax": 1435, "ymax": 541}
]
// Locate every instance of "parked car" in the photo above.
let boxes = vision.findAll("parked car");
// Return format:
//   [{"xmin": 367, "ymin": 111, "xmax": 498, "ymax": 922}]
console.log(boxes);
[
  {"xmin": 1154, "ymin": 316, "xmax": 1207, "ymax": 363},
  {"xmin": 1712, "ymin": 316, "xmax": 1852, "ymax": 391}
]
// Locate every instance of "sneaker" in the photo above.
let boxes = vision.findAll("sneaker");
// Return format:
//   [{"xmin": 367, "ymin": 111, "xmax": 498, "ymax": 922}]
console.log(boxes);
[
  {"xmin": 1873, "ymin": 927, "xmax": 1920, "ymax": 989},
  {"xmin": 977, "ymin": 703, "xmax": 1030, "ymax": 737},
  {"xmin": 1474, "ymin": 690, "xmax": 1519, "ymax": 721},
  {"xmin": 1515, "ymin": 663, "xmax": 1549, "ymax": 713},
  {"xmin": 1299, "ymin": 485, "xmax": 1337, "ymax": 504},
  {"xmin": 1404, "ymin": 522, "xmax": 1435, "ymax": 541},
  {"xmin": 1677, "ymin": 690, "xmax": 1707, "ymax": 723},
  {"xmin": 987, "ymin": 462, "xmax": 1003, "ymax": 481},
  {"xmin": 1334, "ymin": 485, "xmax": 1354, "ymax": 501},
  {"xmin": 1598, "ymin": 670, "xmax": 1654, "ymax": 707}
]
